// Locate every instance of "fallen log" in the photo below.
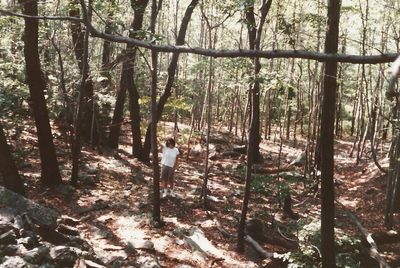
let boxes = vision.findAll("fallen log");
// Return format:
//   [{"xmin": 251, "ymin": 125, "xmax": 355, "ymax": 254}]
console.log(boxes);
[
  {"xmin": 345, "ymin": 211, "xmax": 390, "ymax": 268},
  {"xmin": 244, "ymin": 235, "xmax": 273, "ymax": 259}
]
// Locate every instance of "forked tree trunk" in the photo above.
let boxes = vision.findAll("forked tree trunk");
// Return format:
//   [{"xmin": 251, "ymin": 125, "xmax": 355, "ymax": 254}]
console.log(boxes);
[
  {"xmin": 0, "ymin": 122, "xmax": 25, "ymax": 195},
  {"xmin": 237, "ymin": 0, "xmax": 272, "ymax": 252},
  {"xmin": 142, "ymin": 0, "xmax": 199, "ymax": 161},
  {"xmin": 108, "ymin": 0, "xmax": 149, "ymax": 157},
  {"xmin": 20, "ymin": 0, "xmax": 62, "ymax": 186}
]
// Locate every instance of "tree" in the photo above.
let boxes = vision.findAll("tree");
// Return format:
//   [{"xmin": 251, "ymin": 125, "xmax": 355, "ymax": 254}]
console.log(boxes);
[
  {"xmin": 0, "ymin": 122, "xmax": 25, "ymax": 195},
  {"xmin": 244, "ymin": 0, "xmax": 273, "ymax": 163},
  {"xmin": 142, "ymin": 0, "xmax": 199, "ymax": 162},
  {"xmin": 320, "ymin": 0, "xmax": 342, "ymax": 266},
  {"xmin": 70, "ymin": 0, "xmax": 92, "ymax": 186},
  {"xmin": 108, "ymin": 0, "xmax": 149, "ymax": 159},
  {"xmin": 19, "ymin": 0, "xmax": 62, "ymax": 186},
  {"xmin": 237, "ymin": 0, "xmax": 273, "ymax": 252},
  {"xmin": 69, "ymin": 0, "xmax": 98, "ymax": 145}
]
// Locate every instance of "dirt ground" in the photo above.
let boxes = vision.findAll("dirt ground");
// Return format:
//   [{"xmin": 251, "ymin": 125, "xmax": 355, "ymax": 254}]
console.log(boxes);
[{"xmin": 12, "ymin": 121, "xmax": 400, "ymax": 267}]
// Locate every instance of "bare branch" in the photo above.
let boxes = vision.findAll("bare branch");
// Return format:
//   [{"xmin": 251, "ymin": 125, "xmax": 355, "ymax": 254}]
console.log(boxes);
[
  {"xmin": 0, "ymin": 9, "xmax": 83, "ymax": 23},
  {"xmin": 2, "ymin": 6, "xmax": 400, "ymax": 64}
]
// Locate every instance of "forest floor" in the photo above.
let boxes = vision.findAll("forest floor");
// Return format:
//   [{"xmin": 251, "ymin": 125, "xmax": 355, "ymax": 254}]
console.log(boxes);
[{"xmin": 13, "ymin": 121, "xmax": 400, "ymax": 267}]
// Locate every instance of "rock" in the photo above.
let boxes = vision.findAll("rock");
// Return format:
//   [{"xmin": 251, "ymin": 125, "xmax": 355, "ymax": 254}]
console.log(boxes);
[
  {"xmin": 57, "ymin": 224, "xmax": 80, "ymax": 236},
  {"xmin": 2, "ymin": 244, "xmax": 18, "ymax": 255},
  {"xmin": 59, "ymin": 215, "xmax": 80, "ymax": 226},
  {"xmin": 288, "ymin": 152, "xmax": 306, "ymax": 166},
  {"xmin": 130, "ymin": 172, "xmax": 145, "ymax": 184},
  {"xmin": 173, "ymin": 227, "xmax": 187, "ymax": 238},
  {"xmin": 37, "ymin": 228, "xmax": 70, "ymax": 245},
  {"xmin": 86, "ymin": 166, "xmax": 98, "ymax": 175},
  {"xmin": 0, "ymin": 230, "xmax": 16, "ymax": 245},
  {"xmin": 66, "ymin": 236, "xmax": 92, "ymax": 252},
  {"xmin": 53, "ymin": 184, "xmax": 74, "ymax": 199},
  {"xmin": 80, "ymin": 174, "xmax": 99, "ymax": 186},
  {"xmin": 127, "ymin": 240, "xmax": 154, "ymax": 250},
  {"xmin": 83, "ymin": 259, "xmax": 106, "ymax": 268},
  {"xmin": 23, "ymin": 246, "xmax": 50, "ymax": 265},
  {"xmin": 17, "ymin": 234, "xmax": 39, "ymax": 250},
  {"xmin": 0, "ymin": 224, "xmax": 15, "ymax": 234},
  {"xmin": 50, "ymin": 246, "xmax": 80, "ymax": 267},
  {"xmin": 190, "ymin": 144, "xmax": 203, "ymax": 157},
  {"xmin": 38, "ymin": 264, "xmax": 55, "ymax": 268},
  {"xmin": 185, "ymin": 228, "xmax": 221, "ymax": 259},
  {"xmin": 1, "ymin": 256, "xmax": 33, "ymax": 268},
  {"xmin": 0, "ymin": 186, "xmax": 58, "ymax": 229},
  {"xmin": 233, "ymin": 145, "xmax": 247, "ymax": 154},
  {"xmin": 136, "ymin": 255, "xmax": 160, "ymax": 268}
]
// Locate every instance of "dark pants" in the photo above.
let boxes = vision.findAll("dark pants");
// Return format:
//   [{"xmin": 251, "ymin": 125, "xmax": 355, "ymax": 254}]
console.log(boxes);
[{"xmin": 161, "ymin": 165, "xmax": 175, "ymax": 187}]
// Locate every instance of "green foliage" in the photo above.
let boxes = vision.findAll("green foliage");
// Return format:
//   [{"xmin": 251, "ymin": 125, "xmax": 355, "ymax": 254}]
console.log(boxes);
[
  {"xmin": 251, "ymin": 174, "xmax": 296, "ymax": 204},
  {"xmin": 278, "ymin": 219, "xmax": 362, "ymax": 267}
]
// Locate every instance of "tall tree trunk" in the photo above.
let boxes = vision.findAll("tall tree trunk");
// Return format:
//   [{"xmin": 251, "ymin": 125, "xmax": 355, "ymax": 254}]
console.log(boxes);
[
  {"xmin": 237, "ymin": 0, "xmax": 272, "ymax": 251},
  {"xmin": 108, "ymin": 0, "xmax": 149, "ymax": 157},
  {"xmin": 0, "ymin": 122, "xmax": 25, "ymax": 195},
  {"xmin": 320, "ymin": 0, "xmax": 341, "ymax": 266},
  {"xmin": 150, "ymin": 0, "xmax": 161, "ymax": 224},
  {"xmin": 245, "ymin": 0, "xmax": 272, "ymax": 163},
  {"xmin": 69, "ymin": 0, "xmax": 98, "ymax": 145},
  {"xmin": 142, "ymin": 0, "xmax": 199, "ymax": 161},
  {"xmin": 71, "ymin": 0, "xmax": 92, "ymax": 186},
  {"xmin": 20, "ymin": 0, "xmax": 62, "ymax": 186}
]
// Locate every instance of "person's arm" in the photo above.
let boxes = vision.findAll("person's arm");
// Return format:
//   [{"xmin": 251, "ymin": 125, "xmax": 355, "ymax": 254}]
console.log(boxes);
[
  {"xmin": 174, "ymin": 155, "xmax": 179, "ymax": 169},
  {"xmin": 157, "ymin": 139, "xmax": 164, "ymax": 151},
  {"xmin": 173, "ymin": 149, "xmax": 180, "ymax": 169}
]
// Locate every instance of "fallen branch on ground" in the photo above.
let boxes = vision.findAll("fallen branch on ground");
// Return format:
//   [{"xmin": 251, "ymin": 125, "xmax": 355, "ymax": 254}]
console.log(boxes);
[
  {"xmin": 244, "ymin": 235, "xmax": 274, "ymax": 259},
  {"xmin": 345, "ymin": 211, "xmax": 391, "ymax": 268}
]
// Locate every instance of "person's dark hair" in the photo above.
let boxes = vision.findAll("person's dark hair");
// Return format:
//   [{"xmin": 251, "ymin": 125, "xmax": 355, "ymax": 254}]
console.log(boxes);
[{"xmin": 165, "ymin": 137, "xmax": 175, "ymax": 147}]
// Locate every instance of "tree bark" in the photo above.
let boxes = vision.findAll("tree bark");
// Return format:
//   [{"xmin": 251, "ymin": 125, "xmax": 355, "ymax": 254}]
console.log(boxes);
[
  {"xmin": 69, "ymin": 0, "xmax": 98, "ymax": 145},
  {"xmin": 108, "ymin": 0, "xmax": 149, "ymax": 159},
  {"xmin": 150, "ymin": 0, "xmax": 161, "ymax": 224},
  {"xmin": 0, "ymin": 122, "xmax": 25, "ymax": 195},
  {"xmin": 245, "ymin": 0, "xmax": 272, "ymax": 163},
  {"xmin": 141, "ymin": 0, "xmax": 199, "ymax": 161},
  {"xmin": 20, "ymin": 0, "xmax": 62, "ymax": 186},
  {"xmin": 71, "ymin": 0, "xmax": 92, "ymax": 186},
  {"xmin": 320, "ymin": 0, "xmax": 341, "ymax": 266}
]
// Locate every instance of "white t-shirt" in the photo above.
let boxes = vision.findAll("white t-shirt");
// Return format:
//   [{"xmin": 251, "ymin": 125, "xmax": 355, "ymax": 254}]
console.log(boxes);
[{"xmin": 161, "ymin": 146, "xmax": 180, "ymax": 167}]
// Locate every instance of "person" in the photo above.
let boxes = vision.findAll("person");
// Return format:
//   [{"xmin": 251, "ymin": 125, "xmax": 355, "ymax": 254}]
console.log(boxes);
[{"xmin": 160, "ymin": 137, "xmax": 180, "ymax": 197}]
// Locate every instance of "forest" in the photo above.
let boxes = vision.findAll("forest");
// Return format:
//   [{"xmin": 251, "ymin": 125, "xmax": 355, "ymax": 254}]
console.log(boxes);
[{"xmin": 0, "ymin": 0, "xmax": 400, "ymax": 267}]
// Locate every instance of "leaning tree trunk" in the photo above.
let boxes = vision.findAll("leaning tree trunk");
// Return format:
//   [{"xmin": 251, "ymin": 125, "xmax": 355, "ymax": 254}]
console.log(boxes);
[
  {"xmin": 320, "ymin": 0, "xmax": 341, "ymax": 266},
  {"xmin": 19, "ymin": 0, "xmax": 62, "ymax": 186},
  {"xmin": 142, "ymin": 0, "xmax": 199, "ymax": 161},
  {"xmin": 0, "ymin": 122, "xmax": 25, "ymax": 195},
  {"xmin": 69, "ymin": 0, "xmax": 98, "ymax": 145}
]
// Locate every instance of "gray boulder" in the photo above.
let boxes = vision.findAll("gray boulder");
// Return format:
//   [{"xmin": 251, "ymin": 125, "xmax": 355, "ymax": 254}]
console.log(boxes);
[
  {"xmin": 23, "ymin": 246, "xmax": 50, "ymax": 265},
  {"xmin": 50, "ymin": 246, "xmax": 80, "ymax": 267},
  {"xmin": 0, "ymin": 186, "xmax": 58, "ymax": 229}
]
